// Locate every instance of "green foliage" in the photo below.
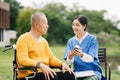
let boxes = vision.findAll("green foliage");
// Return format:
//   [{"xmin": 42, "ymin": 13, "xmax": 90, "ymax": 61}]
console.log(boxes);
[
  {"xmin": 67, "ymin": 9, "xmax": 118, "ymax": 34},
  {"xmin": 43, "ymin": 2, "xmax": 73, "ymax": 44},
  {"xmin": 16, "ymin": 8, "xmax": 35, "ymax": 37},
  {"xmin": 94, "ymin": 32, "xmax": 120, "ymax": 46},
  {"xmin": 4, "ymin": 0, "xmax": 23, "ymax": 30},
  {"xmin": 10, "ymin": 38, "xmax": 16, "ymax": 44},
  {"xmin": 16, "ymin": 2, "xmax": 120, "ymax": 45}
]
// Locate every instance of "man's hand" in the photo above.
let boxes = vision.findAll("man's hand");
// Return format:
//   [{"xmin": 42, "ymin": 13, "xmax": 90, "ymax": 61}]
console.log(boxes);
[
  {"xmin": 40, "ymin": 63, "xmax": 56, "ymax": 80},
  {"xmin": 61, "ymin": 62, "xmax": 74, "ymax": 74}
]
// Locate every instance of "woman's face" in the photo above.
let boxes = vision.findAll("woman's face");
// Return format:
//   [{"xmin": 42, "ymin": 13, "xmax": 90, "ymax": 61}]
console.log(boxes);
[{"xmin": 72, "ymin": 19, "xmax": 85, "ymax": 35}]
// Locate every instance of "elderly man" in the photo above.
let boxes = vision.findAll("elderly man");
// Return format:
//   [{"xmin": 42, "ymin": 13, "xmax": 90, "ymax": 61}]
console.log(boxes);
[{"xmin": 16, "ymin": 12, "xmax": 75, "ymax": 80}]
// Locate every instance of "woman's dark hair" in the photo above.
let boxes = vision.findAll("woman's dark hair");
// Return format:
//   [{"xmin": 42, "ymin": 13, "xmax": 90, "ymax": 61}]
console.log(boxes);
[{"xmin": 74, "ymin": 15, "xmax": 88, "ymax": 31}]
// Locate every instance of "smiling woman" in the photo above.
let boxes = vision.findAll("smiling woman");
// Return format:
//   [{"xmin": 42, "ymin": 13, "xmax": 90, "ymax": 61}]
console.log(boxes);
[{"xmin": 64, "ymin": 15, "xmax": 102, "ymax": 80}]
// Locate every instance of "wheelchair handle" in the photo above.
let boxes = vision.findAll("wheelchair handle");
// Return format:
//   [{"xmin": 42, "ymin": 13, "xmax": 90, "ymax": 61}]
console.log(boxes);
[
  {"xmin": 2, "ymin": 44, "xmax": 16, "ymax": 52},
  {"xmin": 5, "ymin": 44, "xmax": 12, "ymax": 47}
]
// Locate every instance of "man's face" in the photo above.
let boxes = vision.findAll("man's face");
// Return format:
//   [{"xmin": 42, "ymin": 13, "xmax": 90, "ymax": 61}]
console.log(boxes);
[{"xmin": 37, "ymin": 16, "xmax": 49, "ymax": 35}]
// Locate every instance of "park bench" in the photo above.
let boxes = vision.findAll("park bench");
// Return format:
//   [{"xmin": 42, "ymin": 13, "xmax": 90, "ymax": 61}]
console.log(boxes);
[{"xmin": 98, "ymin": 48, "xmax": 111, "ymax": 80}]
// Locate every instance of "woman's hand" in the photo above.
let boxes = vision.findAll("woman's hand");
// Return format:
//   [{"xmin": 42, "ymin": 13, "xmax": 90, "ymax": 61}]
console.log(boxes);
[
  {"xmin": 68, "ymin": 51, "xmax": 76, "ymax": 59},
  {"xmin": 74, "ymin": 47, "xmax": 83, "ymax": 57},
  {"xmin": 68, "ymin": 45, "xmax": 83, "ymax": 59}
]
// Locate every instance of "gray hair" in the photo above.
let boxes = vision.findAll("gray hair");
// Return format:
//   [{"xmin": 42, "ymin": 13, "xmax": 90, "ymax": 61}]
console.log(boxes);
[{"xmin": 31, "ymin": 12, "xmax": 46, "ymax": 27}]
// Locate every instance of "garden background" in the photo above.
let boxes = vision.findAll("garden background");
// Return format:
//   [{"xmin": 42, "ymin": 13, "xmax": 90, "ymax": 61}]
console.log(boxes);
[{"xmin": 0, "ymin": 0, "xmax": 120, "ymax": 80}]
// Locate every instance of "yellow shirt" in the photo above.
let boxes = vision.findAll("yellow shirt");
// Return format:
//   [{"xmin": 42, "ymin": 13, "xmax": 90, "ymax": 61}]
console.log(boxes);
[{"xmin": 16, "ymin": 33, "xmax": 62, "ymax": 78}]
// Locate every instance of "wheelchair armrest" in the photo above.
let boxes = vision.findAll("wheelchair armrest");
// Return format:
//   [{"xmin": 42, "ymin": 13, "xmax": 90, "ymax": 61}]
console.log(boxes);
[
  {"xmin": 106, "ymin": 62, "xmax": 111, "ymax": 80},
  {"xmin": 20, "ymin": 67, "xmax": 37, "ymax": 79},
  {"xmin": 15, "ymin": 67, "xmax": 38, "ymax": 79},
  {"xmin": 18, "ymin": 66, "xmax": 62, "ymax": 72},
  {"xmin": 17, "ymin": 66, "xmax": 38, "ymax": 72}
]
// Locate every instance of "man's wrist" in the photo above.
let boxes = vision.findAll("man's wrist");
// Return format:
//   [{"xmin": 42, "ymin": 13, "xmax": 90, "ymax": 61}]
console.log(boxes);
[
  {"xmin": 36, "ymin": 62, "xmax": 40, "ymax": 68},
  {"xmin": 61, "ymin": 62, "xmax": 64, "ymax": 68}
]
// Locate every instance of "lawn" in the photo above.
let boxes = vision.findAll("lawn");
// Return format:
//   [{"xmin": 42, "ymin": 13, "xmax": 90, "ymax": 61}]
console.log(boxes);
[
  {"xmin": 0, "ymin": 44, "xmax": 120, "ymax": 80},
  {"xmin": 0, "ymin": 47, "xmax": 14, "ymax": 80}
]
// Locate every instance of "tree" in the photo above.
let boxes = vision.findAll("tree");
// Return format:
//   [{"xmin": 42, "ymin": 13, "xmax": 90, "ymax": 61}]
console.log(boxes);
[
  {"xmin": 67, "ymin": 9, "xmax": 120, "ymax": 35},
  {"xmin": 16, "ymin": 2, "xmax": 120, "ymax": 45},
  {"xmin": 4, "ymin": 0, "xmax": 23, "ymax": 30},
  {"xmin": 42, "ymin": 2, "xmax": 72, "ymax": 44},
  {"xmin": 16, "ymin": 8, "xmax": 35, "ymax": 37}
]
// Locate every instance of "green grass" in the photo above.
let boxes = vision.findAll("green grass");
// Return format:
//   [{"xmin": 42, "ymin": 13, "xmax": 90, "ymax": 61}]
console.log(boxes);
[
  {"xmin": 0, "ymin": 44, "xmax": 120, "ymax": 80},
  {"xmin": 0, "ymin": 47, "xmax": 14, "ymax": 80},
  {"xmin": 50, "ymin": 45, "xmax": 66, "ymax": 60},
  {"xmin": 100, "ymin": 43, "xmax": 120, "ymax": 56},
  {"xmin": 51, "ymin": 45, "xmax": 120, "ymax": 80}
]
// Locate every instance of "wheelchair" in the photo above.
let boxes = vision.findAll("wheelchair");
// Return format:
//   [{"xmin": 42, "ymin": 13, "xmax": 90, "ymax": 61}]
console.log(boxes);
[
  {"xmin": 3, "ymin": 44, "xmax": 75, "ymax": 80},
  {"xmin": 3, "ymin": 44, "xmax": 38, "ymax": 80}
]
